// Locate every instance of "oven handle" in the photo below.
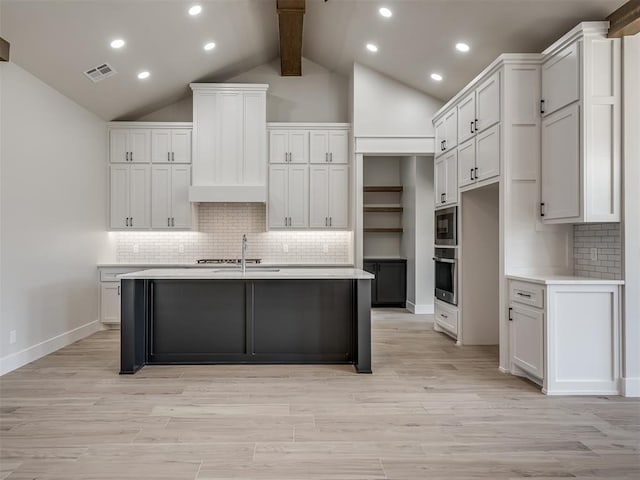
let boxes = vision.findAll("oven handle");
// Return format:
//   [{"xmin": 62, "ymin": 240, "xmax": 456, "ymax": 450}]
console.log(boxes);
[{"xmin": 433, "ymin": 257, "xmax": 456, "ymax": 263}]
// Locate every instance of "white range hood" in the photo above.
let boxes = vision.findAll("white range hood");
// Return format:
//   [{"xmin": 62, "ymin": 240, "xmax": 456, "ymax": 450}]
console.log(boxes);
[{"xmin": 189, "ymin": 83, "xmax": 269, "ymax": 203}]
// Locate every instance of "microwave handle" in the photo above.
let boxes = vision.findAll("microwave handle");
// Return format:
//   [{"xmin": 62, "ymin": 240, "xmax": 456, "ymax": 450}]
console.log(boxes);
[{"xmin": 433, "ymin": 257, "xmax": 455, "ymax": 264}]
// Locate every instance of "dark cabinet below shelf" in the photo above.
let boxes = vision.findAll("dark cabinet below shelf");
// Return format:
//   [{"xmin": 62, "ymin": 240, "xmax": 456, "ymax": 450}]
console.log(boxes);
[{"xmin": 363, "ymin": 258, "xmax": 407, "ymax": 308}]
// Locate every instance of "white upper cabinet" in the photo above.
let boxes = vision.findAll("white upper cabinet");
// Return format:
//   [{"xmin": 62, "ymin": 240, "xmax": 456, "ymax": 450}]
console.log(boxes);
[
  {"xmin": 541, "ymin": 42, "xmax": 579, "ymax": 117},
  {"xmin": 457, "ymin": 91, "xmax": 476, "ymax": 145},
  {"xmin": 328, "ymin": 165, "xmax": 349, "ymax": 228},
  {"xmin": 309, "ymin": 165, "xmax": 330, "ymax": 228},
  {"xmin": 269, "ymin": 129, "xmax": 309, "ymax": 164},
  {"xmin": 457, "ymin": 138, "xmax": 476, "ymax": 188},
  {"xmin": 435, "ymin": 108, "xmax": 458, "ymax": 156},
  {"xmin": 190, "ymin": 84, "xmax": 268, "ymax": 202},
  {"xmin": 268, "ymin": 164, "xmax": 309, "ymax": 229},
  {"xmin": 151, "ymin": 165, "xmax": 192, "ymax": 229},
  {"xmin": 476, "ymin": 72, "xmax": 501, "ymax": 132},
  {"xmin": 309, "ymin": 165, "xmax": 349, "ymax": 228},
  {"xmin": 110, "ymin": 165, "xmax": 129, "ymax": 229},
  {"xmin": 540, "ymin": 23, "xmax": 620, "ymax": 223},
  {"xmin": 151, "ymin": 164, "xmax": 172, "ymax": 228},
  {"xmin": 435, "ymin": 150, "xmax": 458, "ymax": 208},
  {"xmin": 475, "ymin": 124, "xmax": 500, "ymax": 182},
  {"xmin": 151, "ymin": 129, "xmax": 192, "ymax": 163},
  {"xmin": 310, "ymin": 130, "xmax": 349, "ymax": 164},
  {"xmin": 268, "ymin": 165, "xmax": 288, "ymax": 229},
  {"xmin": 288, "ymin": 165, "xmax": 309, "ymax": 227},
  {"xmin": 110, "ymin": 164, "xmax": 151, "ymax": 230},
  {"xmin": 110, "ymin": 129, "xmax": 150, "ymax": 163}
]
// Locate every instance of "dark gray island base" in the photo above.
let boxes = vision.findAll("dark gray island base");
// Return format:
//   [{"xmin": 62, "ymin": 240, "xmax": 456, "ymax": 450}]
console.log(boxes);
[{"xmin": 119, "ymin": 270, "xmax": 373, "ymax": 374}]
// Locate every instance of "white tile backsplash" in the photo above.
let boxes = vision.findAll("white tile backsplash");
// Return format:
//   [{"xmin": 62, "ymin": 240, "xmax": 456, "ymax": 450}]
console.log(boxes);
[
  {"xmin": 573, "ymin": 223, "xmax": 621, "ymax": 279},
  {"xmin": 114, "ymin": 203, "xmax": 353, "ymax": 264}
]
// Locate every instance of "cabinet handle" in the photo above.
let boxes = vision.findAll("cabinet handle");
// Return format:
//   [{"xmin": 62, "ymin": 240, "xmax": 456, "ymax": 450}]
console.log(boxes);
[
  {"xmin": 325, "ymin": 217, "xmax": 328, "ymax": 226},
  {"xmin": 325, "ymin": 152, "xmax": 328, "ymax": 162},
  {"xmin": 329, "ymin": 217, "xmax": 332, "ymax": 226},
  {"xmin": 540, "ymin": 99, "xmax": 545, "ymax": 114},
  {"xmin": 475, "ymin": 119, "xmax": 478, "ymax": 131},
  {"xmin": 441, "ymin": 313, "xmax": 448, "ymax": 319},
  {"xmin": 330, "ymin": 152, "xmax": 333, "ymax": 162},
  {"xmin": 168, "ymin": 217, "xmax": 170, "ymax": 226},
  {"xmin": 285, "ymin": 216, "xmax": 287, "ymax": 226},
  {"xmin": 167, "ymin": 152, "xmax": 170, "ymax": 162},
  {"xmin": 130, "ymin": 151, "xmax": 133, "ymax": 161},
  {"xmin": 125, "ymin": 217, "xmax": 129, "ymax": 227},
  {"xmin": 475, "ymin": 167, "xmax": 478, "ymax": 180},
  {"xmin": 172, "ymin": 217, "xmax": 175, "ymax": 227},
  {"xmin": 443, "ymin": 140, "xmax": 447, "ymax": 150},
  {"xmin": 118, "ymin": 285, "xmax": 120, "ymax": 296},
  {"xmin": 540, "ymin": 202, "xmax": 545, "ymax": 217},
  {"xmin": 470, "ymin": 121, "xmax": 474, "ymax": 134},
  {"xmin": 508, "ymin": 307, "xmax": 513, "ymax": 321},
  {"xmin": 172, "ymin": 152, "xmax": 175, "ymax": 162},
  {"xmin": 517, "ymin": 292, "xmax": 532, "ymax": 298},
  {"xmin": 289, "ymin": 216, "xmax": 292, "ymax": 226},
  {"xmin": 470, "ymin": 168, "xmax": 474, "ymax": 181}
]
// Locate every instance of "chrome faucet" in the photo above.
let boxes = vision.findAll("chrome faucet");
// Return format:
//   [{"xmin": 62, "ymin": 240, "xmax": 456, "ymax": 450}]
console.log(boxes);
[{"xmin": 241, "ymin": 234, "xmax": 248, "ymax": 273}]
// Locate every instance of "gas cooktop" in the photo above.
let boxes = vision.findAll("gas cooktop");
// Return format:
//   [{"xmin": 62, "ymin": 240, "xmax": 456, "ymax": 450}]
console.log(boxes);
[{"xmin": 196, "ymin": 258, "xmax": 262, "ymax": 265}]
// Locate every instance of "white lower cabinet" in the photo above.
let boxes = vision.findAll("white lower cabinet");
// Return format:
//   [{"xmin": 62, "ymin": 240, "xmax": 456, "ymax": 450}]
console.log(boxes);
[
  {"xmin": 508, "ymin": 278, "xmax": 621, "ymax": 395},
  {"xmin": 151, "ymin": 165, "xmax": 192, "ymax": 229},
  {"xmin": 100, "ymin": 283, "xmax": 121, "ymax": 325},
  {"xmin": 268, "ymin": 164, "xmax": 309, "ymax": 229},
  {"xmin": 309, "ymin": 165, "xmax": 349, "ymax": 228},
  {"xmin": 434, "ymin": 300, "xmax": 458, "ymax": 338}
]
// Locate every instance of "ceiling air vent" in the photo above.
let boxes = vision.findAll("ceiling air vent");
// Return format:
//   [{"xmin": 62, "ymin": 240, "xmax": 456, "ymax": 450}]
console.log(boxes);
[{"xmin": 84, "ymin": 63, "xmax": 117, "ymax": 83}]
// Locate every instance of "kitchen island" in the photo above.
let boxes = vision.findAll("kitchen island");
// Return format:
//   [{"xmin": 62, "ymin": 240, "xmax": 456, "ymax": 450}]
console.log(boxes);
[{"xmin": 118, "ymin": 268, "xmax": 374, "ymax": 374}]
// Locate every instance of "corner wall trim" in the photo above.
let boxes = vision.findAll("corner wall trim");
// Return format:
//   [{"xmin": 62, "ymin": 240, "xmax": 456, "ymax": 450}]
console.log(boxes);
[
  {"xmin": 406, "ymin": 301, "xmax": 434, "ymax": 315},
  {"xmin": 0, "ymin": 320, "xmax": 101, "ymax": 376},
  {"xmin": 623, "ymin": 377, "xmax": 640, "ymax": 397}
]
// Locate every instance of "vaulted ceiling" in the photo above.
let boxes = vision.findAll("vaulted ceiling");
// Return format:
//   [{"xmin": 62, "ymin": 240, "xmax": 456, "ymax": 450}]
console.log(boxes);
[{"xmin": 0, "ymin": 0, "xmax": 626, "ymax": 121}]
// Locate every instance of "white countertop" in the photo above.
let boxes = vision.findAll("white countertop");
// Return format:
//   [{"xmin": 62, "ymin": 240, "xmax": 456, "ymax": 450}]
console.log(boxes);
[
  {"xmin": 507, "ymin": 273, "xmax": 624, "ymax": 285},
  {"xmin": 99, "ymin": 263, "xmax": 354, "ymax": 269},
  {"xmin": 119, "ymin": 268, "xmax": 375, "ymax": 280}
]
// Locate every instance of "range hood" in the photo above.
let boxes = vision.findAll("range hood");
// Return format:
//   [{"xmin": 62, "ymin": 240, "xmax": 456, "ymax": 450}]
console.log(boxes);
[
  {"xmin": 188, "ymin": 185, "xmax": 266, "ymax": 203},
  {"xmin": 190, "ymin": 83, "xmax": 269, "ymax": 203}
]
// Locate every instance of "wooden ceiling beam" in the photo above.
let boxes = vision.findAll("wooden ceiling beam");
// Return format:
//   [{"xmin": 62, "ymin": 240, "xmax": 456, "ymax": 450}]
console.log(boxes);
[
  {"xmin": 277, "ymin": 0, "xmax": 305, "ymax": 76},
  {"xmin": 607, "ymin": 0, "xmax": 640, "ymax": 38},
  {"xmin": 0, "ymin": 37, "xmax": 10, "ymax": 62}
]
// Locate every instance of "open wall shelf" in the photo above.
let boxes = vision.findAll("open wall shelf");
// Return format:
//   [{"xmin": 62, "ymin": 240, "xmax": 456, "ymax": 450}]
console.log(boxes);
[
  {"xmin": 364, "ymin": 205, "xmax": 403, "ymax": 213},
  {"xmin": 363, "ymin": 227, "xmax": 404, "ymax": 233},
  {"xmin": 363, "ymin": 186, "xmax": 403, "ymax": 193}
]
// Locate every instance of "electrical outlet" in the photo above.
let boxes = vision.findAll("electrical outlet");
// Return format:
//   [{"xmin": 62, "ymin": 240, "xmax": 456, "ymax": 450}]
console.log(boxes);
[
  {"xmin": 590, "ymin": 248, "xmax": 598, "ymax": 261},
  {"xmin": 178, "ymin": 244, "xmax": 185, "ymax": 254},
  {"xmin": 323, "ymin": 244, "xmax": 329, "ymax": 253},
  {"xmin": 282, "ymin": 244, "xmax": 289, "ymax": 253},
  {"xmin": 133, "ymin": 244, "xmax": 139, "ymax": 253},
  {"xmin": 9, "ymin": 330, "xmax": 16, "ymax": 344}
]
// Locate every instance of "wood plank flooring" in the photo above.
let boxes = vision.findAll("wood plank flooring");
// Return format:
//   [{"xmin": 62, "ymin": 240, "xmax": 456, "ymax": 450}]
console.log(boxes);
[{"xmin": 1, "ymin": 309, "xmax": 639, "ymax": 479}]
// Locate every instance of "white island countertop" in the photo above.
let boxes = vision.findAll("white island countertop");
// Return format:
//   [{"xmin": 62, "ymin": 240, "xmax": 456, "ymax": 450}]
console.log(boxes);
[
  {"xmin": 506, "ymin": 273, "xmax": 624, "ymax": 285},
  {"xmin": 119, "ymin": 267, "xmax": 375, "ymax": 280}
]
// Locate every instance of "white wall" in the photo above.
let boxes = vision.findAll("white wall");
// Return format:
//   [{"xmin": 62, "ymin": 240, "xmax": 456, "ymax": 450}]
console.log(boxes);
[
  {"xmin": 623, "ymin": 33, "xmax": 640, "ymax": 396},
  {"xmin": 352, "ymin": 63, "xmax": 442, "ymax": 138},
  {"xmin": 137, "ymin": 58, "xmax": 349, "ymax": 123},
  {"xmin": 0, "ymin": 62, "xmax": 112, "ymax": 374}
]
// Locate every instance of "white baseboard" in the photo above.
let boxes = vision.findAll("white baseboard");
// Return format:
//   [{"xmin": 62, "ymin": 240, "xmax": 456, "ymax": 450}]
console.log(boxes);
[
  {"xmin": 406, "ymin": 301, "xmax": 434, "ymax": 314},
  {"xmin": 623, "ymin": 377, "xmax": 640, "ymax": 397},
  {"xmin": 0, "ymin": 320, "xmax": 101, "ymax": 376}
]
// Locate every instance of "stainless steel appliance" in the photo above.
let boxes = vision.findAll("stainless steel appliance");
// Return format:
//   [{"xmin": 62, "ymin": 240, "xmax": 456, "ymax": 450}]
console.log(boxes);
[
  {"xmin": 434, "ymin": 206, "xmax": 457, "ymax": 246},
  {"xmin": 434, "ymin": 247, "xmax": 457, "ymax": 305},
  {"xmin": 196, "ymin": 258, "xmax": 262, "ymax": 265}
]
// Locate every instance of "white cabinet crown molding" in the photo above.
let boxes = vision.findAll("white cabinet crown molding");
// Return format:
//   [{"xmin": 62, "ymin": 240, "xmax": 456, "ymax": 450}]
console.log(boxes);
[
  {"xmin": 190, "ymin": 83, "xmax": 269, "ymax": 92},
  {"xmin": 541, "ymin": 21, "xmax": 610, "ymax": 58},
  {"xmin": 108, "ymin": 122, "xmax": 193, "ymax": 129},
  {"xmin": 267, "ymin": 122, "xmax": 351, "ymax": 130}
]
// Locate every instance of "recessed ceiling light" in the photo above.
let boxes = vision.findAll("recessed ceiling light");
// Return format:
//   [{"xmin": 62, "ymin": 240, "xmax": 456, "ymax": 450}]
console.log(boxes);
[
  {"xmin": 188, "ymin": 5, "xmax": 202, "ymax": 16},
  {"xmin": 366, "ymin": 43, "xmax": 379, "ymax": 53},
  {"xmin": 110, "ymin": 39, "xmax": 125, "ymax": 49},
  {"xmin": 379, "ymin": 7, "xmax": 392, "ymax": 18},
  {"xmin": 456, "ymin": 42, "xmax": 470, "ymax": 52},
  {"xmin": 204, "ymin": 42, "xmax": 216, "ymax": 51},
  {"xmin": 431, "ymin": 73, "xmax": 443, "ymax": 82},
  {"xmin": 137, "ymin": 71, "xmax": 150, "ymax": 80}
]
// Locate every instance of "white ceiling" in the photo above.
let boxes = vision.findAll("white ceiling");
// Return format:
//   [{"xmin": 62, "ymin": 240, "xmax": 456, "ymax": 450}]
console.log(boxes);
[{"xmin": 0, "ymin": 0, "xmax": 626, "ymax": 121}]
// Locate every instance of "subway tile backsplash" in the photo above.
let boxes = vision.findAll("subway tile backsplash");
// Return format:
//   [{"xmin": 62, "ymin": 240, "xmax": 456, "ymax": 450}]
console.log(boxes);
[
  {"xmin": 573, "ymin": 223, "xmax": 621, "ymax": 279},
  {"xmin": 114, "ymin": 203, "xmax": 353, "ymax": 265}
]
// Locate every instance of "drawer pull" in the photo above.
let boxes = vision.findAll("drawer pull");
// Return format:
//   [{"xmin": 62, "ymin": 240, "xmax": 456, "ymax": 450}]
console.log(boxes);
[
  {"xmin": 441, "ymin": 313, "xmax": 448, "ymax": 319},
  {"xmin": 517, "ymin": 292, "xmax": 532, "ymax": 298}
]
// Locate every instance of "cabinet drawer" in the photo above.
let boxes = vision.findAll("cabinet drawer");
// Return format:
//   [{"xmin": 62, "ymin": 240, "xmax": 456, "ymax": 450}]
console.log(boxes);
[
  {"xmin": 510, "ymin": 281, "xmax": 544, "ymax": 309},
  {"xmin": 100, "ymin": 268, "xmax": 141, "ymax": 282},
  {"xmin": 435, "ymin": 301, "xmax": 458, "ymax": 335}
]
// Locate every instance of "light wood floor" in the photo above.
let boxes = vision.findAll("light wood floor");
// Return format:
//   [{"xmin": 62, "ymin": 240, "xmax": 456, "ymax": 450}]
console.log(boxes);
[{"xmin": 1, "ymin": 309, "xmax": 639, "ymax": 479}]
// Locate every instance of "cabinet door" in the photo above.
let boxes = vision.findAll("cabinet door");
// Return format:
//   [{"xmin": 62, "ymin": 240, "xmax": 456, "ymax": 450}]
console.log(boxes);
[
  {"xmin": 458, "ymin": 138, "xmax": 476, "ymax": 188},
  {"xmin": 510, "ymin": 304, "xmax": 544, "ymax": 379},
  {"xmin": 100, "ymin": 283, "xmax": 121, "ymax": 324},
  {"xmin": 475, "ymin": 123, "xmax": 500, "ymax": 182},
  {"xmin": 542, "ymin": 42, "xmax": 580, "ymax": 117},
  {"xmin": 309, "ymin": 165, "xmax": 329, "ymax": 228},
  {"xmin": 269, "ymin": 130, "xmax": 290, "ymax": 164},
  {"xmin": 171, "ymin": 165, "xmax": 192, "ymax": 228},
  {"xmin": 129, "ymin": 164, "xmax": 151, "ymax": 228},
  {"xmin": 288, "ymin": 165, "xmax": 309, "ymax": 227},
  {"xmin": 217, "ymin": 92, "xmax": 243, "ymax": 183},
  {"xmin": 362, "ymin": 261, "xmax": 378, "ymax": 304},
  {"xmin": 309, "ymin": 130, "xmax": 329, "ymax": 163},
  {"xmin": 243, "ymin": 92, "xmax": 266, "ymax": 185},
  {"xmin": 476, "ymin": 72, "xmax": 500, "ymax": 132},
  {"xmin": 171, "ymin": 130, "xmax": 192, "ymax": 164},
  {"xmin": 110, "ymin": 165, "xmax": 129, "ymax": 228},
  {"xmin": 129, "ymin": 129, "xmax": 151, "ymax": 163},
  {"xmin": 457, "ymin": 91, "xmax": 476, "ymax": 144},
  {"xmin": 328, "ymin": 131, "xmax": 349, "ymax": 164},
  {"xmin": 328, "ymin": 165, "xmax": 349, "ymax": 228},
  {"xmin": 268, "ymin": 165, "xmax": 288, "ymax": 228},
  {"xmin": 435, "ymin": 118, "xmax": 446, "ymax": 156},
  {"xmin": 151, "ymin": 165, "xmax": 172, "ymax": 228},
  {"xmin": 289, "ymin": 130, "xmax": 309, "ymax": 164},
  {"xmin": 541, "ymin": 104, "xmax": 580, "ymax": 221},
  {"xmin": 110, "ymin": 129, "xmax": 129, "ymax": 163},
  {"xmin": 376, "ymin": 262, "xmax": 406, "ymax": 305},
  {"xmin": 151, "ymin": 129, "xmax": 171, "ymax": 163},
  {"xmin": 434, "ymin": 157, "xmax": 447, "ymax": 206},
  {"xmin": 444, "ymin": 109, "xmax": 458, "ymax": 150},
  {"xmin": 444, "ymin": 150, "xmax": 458, "ymax": 206}
]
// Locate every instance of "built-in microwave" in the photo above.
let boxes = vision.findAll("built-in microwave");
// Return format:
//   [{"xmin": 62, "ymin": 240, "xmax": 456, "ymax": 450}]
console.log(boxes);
[{"xmin": 435, "ymin": 206, "xmax": 457, "ymax": 246}]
